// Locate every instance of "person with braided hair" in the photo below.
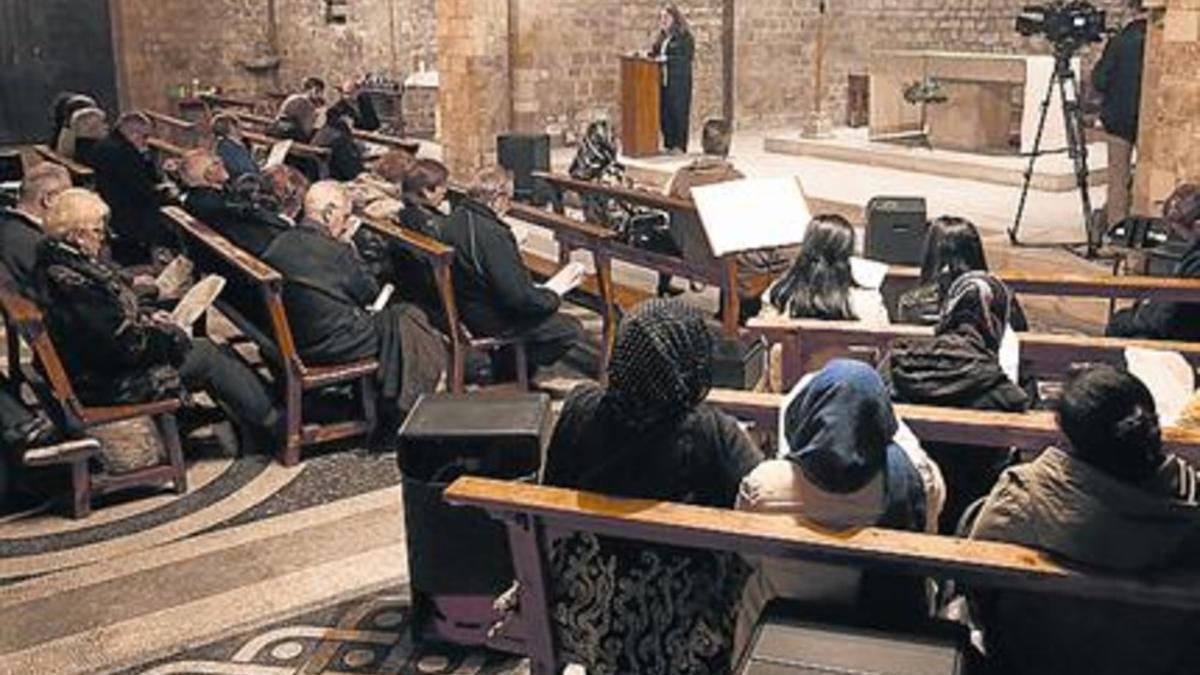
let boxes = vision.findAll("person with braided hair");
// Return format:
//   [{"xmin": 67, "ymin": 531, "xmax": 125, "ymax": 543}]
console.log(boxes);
[
  {"xmin": 541, "ymin": 298, "xmax": 763, "ymax": 674},
  {"xmin": 968, "ymin": 364, "xmax": 1200, "ymax": 675}
]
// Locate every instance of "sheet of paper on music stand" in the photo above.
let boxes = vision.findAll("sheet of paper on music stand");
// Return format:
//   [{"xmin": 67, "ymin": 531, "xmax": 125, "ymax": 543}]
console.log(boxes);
[
  {"xmin": 1125, "ymin": 346, "xmax": 1195, "ymax": 427},
  {"xmin": 170, "ymin": 275, "xmax": 226, "ymax": 335},
  {"xmin": 691, "ymin": 177, "xmax": 811, "ymax": 257},
  {"xmin": 264, "ymin": 140, "xmax": 293, "ymax": 170}
]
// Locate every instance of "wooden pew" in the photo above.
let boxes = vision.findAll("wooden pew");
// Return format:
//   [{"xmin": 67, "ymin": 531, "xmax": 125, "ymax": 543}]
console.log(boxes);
[
  {"xmin": 533, "ymin": 171, "xmax": 755, "ymax": 336},
  {"xmin": 705, "ymin": 388, "xmax": 1200, "ymax": 464},
  {"xmin": 32, "ymin": 145, "xmax": 94, "ymax": 186},
  {"xmin": 445, "ymin": 476, "xmax": 1200, "ymax": 673},
  {"xmin": 750, "ymin": 319, "xmax": 1200, "ymax": 391},
  {"xmin": 146, "ymin": 110, "xmax": 202, "ymax": 147},
  {"xmin": 882, "ymin": 265, "xmax": 1200, "ymax": 305},
  {"xmin": 0, "ymin": 284, "xmax": 187, "ymax": 518},
  {"xmin": 230, "ymin": 111, "xmax": 420, "ymax": 154},
  {"xmin": 240, "ymin": 130, "xmax": 331, "ymax": 178},
  {"xmin": 198, "ymin": 93, "xmax": 259, "ymax": 112},
  {"xmin": 165, "ymin": 207, "xmax": 378, "ymax": 465}
]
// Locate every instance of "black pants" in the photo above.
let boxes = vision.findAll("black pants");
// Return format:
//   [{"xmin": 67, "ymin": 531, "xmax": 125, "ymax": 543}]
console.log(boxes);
[
  {"xmin": 179, "ymin": 339, "xmax": 277, "ymax": 432},
  {"xmin": 660, "ymin": 79, "xmax": 693, "ymax": 152},
  {"xmin": 497, "ymin": 313, "xmax": 593, "ymax": 380}
]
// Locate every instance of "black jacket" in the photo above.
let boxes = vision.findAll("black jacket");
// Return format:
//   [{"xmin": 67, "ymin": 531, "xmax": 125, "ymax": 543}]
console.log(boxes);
[
  {"xmin": 391, "ymin": 198, "xmax": 447, "ymax": 314},
  {"xmin": 1107, "ymin": 239, "xmax": 1200, "ymax": 341},
  {"xmin": 326, "ymin": 92, "xmax": 381, "ymax": 132},
  {"xmin": 0, "ymin": 208, "xmax": 45, "ymax": 291},
  {"xmin": 1093, "ymin": 18, "xmax": 1146, "ymax": 143},
  {"xmin": 182, "ymin": 186, "xmax": 290, "ymax": 257},
  {"xmin": 33, "ymin": 239, "xmax": 188, "ymax": 405},
  {"xmin": 266, "ymin": 119, "xmax": 321, "ymax": 182},
  {"xmin": 439, "ymin": 199, "xmax": 560, "ymax": 336},
  {"xmin": 313, "ymin": 120, "xmax": 365, "ymax": 182},
  {"xmin": 90, "ymin": 130, "xmax": 173, "ymax": 259},
  {"xmin": 653, "ymin": 30, "xmax": 695, "ymax": 91},
  {"xmin": 896, "ymin": 276, "xmax": 1030, "ymax": 330},
  {"xmin": 881, "ymin": 327, "xmax": 1031, "ymax": 533},
  {"xmin": 261, "ymin": 222, "xmax": 379, "ymax": 364}
]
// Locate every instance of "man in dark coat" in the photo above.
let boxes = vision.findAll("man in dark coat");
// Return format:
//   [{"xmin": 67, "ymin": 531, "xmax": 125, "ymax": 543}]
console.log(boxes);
[
  {"xmin": 1107, "ymin": 183, "xmax": 1200, "ymax": 341},
  {"xmin": 326, "ymin": 79, "xmax": 381, "ymax": 132},
  {"xmin": 261, "ymin": 182, "xmax": 444, "ymax": 419},
  {"xmin": 439, "ymin": 170, "xmax": 592, "ymax": 381},
  {"xmin": 179, "ymin": 150, "xmax": 289, "ymax": 257},
  {"xmin": 89, "ymin": 112, "xmax": 178, "ymax": 265},
  {"xmin": 1092, "ymin": 3, "xmax": 1147, "ymax": 227},
  {"xmin": 312, "ymin": 108, "xmax": 365, "ymax": 182},
  {"xmin": 0, "ymin": 163, "xmax": 70, "ymax": 292}
]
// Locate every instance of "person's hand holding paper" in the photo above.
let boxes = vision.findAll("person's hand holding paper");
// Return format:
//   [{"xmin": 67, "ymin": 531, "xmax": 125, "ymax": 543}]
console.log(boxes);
[{"xmin": 541, "ymin": 261, "xmax": 587, "ymax": 297}]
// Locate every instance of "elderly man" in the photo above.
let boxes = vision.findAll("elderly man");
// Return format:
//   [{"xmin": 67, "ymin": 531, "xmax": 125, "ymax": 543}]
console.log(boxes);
[
  {"xmin": 0, "ymin": 163, "xmax": 71, "ymax": 290},
  {"xmin": 262, "ymin": 181, "xmax": 444, "ymax": 423},
  {"xmin": 179, "ymin": 149, "xmax": 289, "ymax": 256},
  {"xmin": 90, "ymin": 111, "xmax": 178, "ymax": 265}
]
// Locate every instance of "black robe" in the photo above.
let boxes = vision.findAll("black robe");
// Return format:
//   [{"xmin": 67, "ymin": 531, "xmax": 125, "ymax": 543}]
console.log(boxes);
[
  {"xmin": 0, "ymin": 208, "xmax": 45, "ymax": 292},
  {"xmin": 652, "ymin": 30, "xmax": 695, "ymax": 152}
]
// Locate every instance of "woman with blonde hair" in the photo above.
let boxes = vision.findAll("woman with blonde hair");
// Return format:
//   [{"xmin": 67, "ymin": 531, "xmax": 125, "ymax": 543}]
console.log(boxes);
[{"xmin": 34, "ymin": 189, "xmax": 280, "ymax": 454}]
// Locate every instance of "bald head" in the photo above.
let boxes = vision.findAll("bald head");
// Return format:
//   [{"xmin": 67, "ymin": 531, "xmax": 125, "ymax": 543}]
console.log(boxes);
[
  {"xmin": 179, "ymin": 149, "xmax": 229, "ymax": 189},
  {"xmin": 304, "ymin": 181, "xmax": 354, "ymax": 239},
  {"xmin": 18, "ymin": 163, "xmax": 72, "ymax": 220}
]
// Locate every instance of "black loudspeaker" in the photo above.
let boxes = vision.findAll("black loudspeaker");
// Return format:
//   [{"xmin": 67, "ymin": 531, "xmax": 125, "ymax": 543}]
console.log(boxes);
[
  {"xmin": 741, "ymin": 616, "xmax": 969, "ymax": 674},
  {"xmin": 396, "ymin": 393, "xmax": 550, "ymax": 648},
  {"xmin": 866, "ymin": 196, "xmax": 928, "ymax": 265},
  {"xmin": 497, "ymin": 132, "xmax": 550, "ymax": 201}
]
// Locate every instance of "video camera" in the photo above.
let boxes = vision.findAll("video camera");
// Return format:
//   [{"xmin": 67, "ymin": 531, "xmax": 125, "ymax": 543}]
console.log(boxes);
[{"xmin": 1016, "ymin": 1, "xmax": 1107, "ymax": 50}]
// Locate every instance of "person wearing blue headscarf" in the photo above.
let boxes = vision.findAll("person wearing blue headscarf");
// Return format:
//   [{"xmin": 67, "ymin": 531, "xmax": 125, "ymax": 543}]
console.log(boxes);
[{"xmin": 735, "ymin": 360, "xmax": 945, "ymax": 641}]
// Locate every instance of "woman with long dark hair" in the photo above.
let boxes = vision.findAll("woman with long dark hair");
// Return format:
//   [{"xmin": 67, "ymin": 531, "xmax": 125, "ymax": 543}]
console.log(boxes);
[
  {"xmin": 897, "ymin": 216, "xmax": 1028, "ymax": 329},
  {"xmin": 760, "ymin": 214, "xmax": 888, "ymax": 323},
  {"xmin": 651, "ymin": 4, "xmax": 695, "ymax": 154}
]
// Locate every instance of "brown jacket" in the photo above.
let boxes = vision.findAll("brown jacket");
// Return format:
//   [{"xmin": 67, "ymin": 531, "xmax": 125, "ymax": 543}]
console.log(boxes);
[{"xmin": 969, "ymin": 447, "xmax": 1200, "ymax": 675}]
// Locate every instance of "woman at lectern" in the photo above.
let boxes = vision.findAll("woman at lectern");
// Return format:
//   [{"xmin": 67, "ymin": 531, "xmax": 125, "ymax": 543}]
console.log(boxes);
[{"xmin": 651, "ymin": 5, "xmax": 694, "ymax": 154}]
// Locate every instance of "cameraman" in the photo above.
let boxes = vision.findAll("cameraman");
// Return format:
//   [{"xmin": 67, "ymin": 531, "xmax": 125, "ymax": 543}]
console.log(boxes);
[{"xmin": 1092, "ymin": 0, "xmax": 1148, "ymax": 227}]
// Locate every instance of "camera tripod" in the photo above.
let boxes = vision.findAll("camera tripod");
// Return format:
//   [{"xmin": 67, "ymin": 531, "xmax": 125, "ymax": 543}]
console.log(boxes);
[{"xmin": 1008, "ymin": 44, "xmax": 1099, "ymax": 258}]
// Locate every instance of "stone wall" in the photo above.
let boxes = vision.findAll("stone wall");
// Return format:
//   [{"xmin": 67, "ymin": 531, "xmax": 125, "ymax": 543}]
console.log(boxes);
[
  {"xmin": 509, "ymin": 0, "xmax": 725, "ymax": 144},
  {"xmin": 1134, "ymin": 0, "xmax": 1200, "ymax": 213},
  {"xmin": 112, "ymin": 0, "xmax": 436, "ymax": 114},
  {"xmin": 735, "ymin": 0, "xmax": 1138, "ymax": 131}
]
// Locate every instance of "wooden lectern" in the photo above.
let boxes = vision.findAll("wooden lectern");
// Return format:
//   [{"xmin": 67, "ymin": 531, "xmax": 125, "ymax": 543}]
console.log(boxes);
[{"xmin": 620, "ymin": 55, "xmax": 661, "ymax": 158}]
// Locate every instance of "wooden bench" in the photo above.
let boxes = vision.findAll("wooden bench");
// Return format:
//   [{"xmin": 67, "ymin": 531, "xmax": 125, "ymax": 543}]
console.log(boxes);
[
  {"xmin": 240, "ymin": 130, "xmax": 331, "ymax": 178},
  {"xmin": 231, "ymin": 111, "xmax": 421, "ymax": 154},
  {"xmin": 444, "ymin": 476, "xmax": 1200, "ymax": 673},
  {"xmin": 165, "ymin": 207, "xmax": 378, "ymax": 466},
  {"xmin": 0, "ymin": 285, "xmax": 186, "ymax": 518},
  {"xmin": 534, "ymin": 171, "xmax": 761, "ymax": 336},
  {"xmin": 750, "ymin": 319, "xmax": 1200, "ymax": 391},
  {"xmin": 704, "ymin": 388, "xmax": 1200, "ymax": 464},
  {"xmin": 32, "ymin": 145, "xmax": 94, "ymax": 186},
  {"xmin": 146, "ymin": 110, "xmax": 202, "ymax": 147}
]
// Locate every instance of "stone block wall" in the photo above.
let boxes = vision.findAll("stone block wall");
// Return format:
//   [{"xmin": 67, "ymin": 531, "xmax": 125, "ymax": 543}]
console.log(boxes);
[
  {"xmin": 1134, "ymin": 0, "xmax": 1200, "ymax": 212},
  {"xmin": 112, "ymin": 0, "xmax": 436, "ymax": 114}
]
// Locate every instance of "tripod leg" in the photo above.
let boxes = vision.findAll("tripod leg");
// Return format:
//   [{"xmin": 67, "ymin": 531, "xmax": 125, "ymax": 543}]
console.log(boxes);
[
  {"xmin": 1010, "ymin": 67, "xmax": 1058, "ymax": 245},
  {"xmin": 1058, "ymin": 68, "xmax": 1098, "ymax": 257}
]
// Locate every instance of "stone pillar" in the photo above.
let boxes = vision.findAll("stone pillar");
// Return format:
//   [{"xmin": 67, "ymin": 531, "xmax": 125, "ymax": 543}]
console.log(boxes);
[
  {"xmin": 1133, "ymin": 0, "xmax": 1200, "ymax": 213},
  {"xmin": 436, "ymin": 0, "xmax": 511, "ymax": 179}
]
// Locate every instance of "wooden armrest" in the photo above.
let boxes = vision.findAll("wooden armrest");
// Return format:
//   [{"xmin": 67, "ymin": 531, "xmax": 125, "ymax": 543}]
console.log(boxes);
[
  {"xmin": 884, "ymin": 265, "xmax": 1200, "ymax": 302},
  {"xmin": 532, "ymin": 171, "xmax": 695, "ymax": 214},
  {"xmin": 363, "ymin": 217, "xmax": 454, "ymax": 264},
  {"xmin": 201, "ymin": 93, "xmax": 258, "ymax": 110},
  {"xmin": 0, "ymin": 283, "xmax": 44, "ymax": 326},
  {"xmin": 242, "ymin": 131, "xmax": 331, "ymax": 160},
  {"xmin": 353, "ymin": 129, "xmax": 421, "ymax": 153},
  {"xmin": 164, "ymin": 207, "xmax": 282, "ymax": 284},
  {"xmin": 300, "ymin": 359, "xmax": 379, "ymax": 389},
  {"xmin": 146, "ymin": 110, "xmax": 197, "ymax": 132},
  {"xmin": 33, "ymin": 145, "xmax": 94, "ymax": 180},
  {"xmin": 234, "ymin": 112, "xmax": 273, "ymax": 127},
  {"xmin": 508, "ymin": 203, "xmax": 615, "ymax": 242},
  {"xmin": 22, "ymin": 438, "xmax": 102, "ymax": 467},
  {"xmin": 79, "ymin": 397, "xmax": 182, "ymax": 426},
  {"xmin": 444, "ymin": 476, "xmax": 1200, "ymax": 610},
  {"xmin": 148, "ymin": 137, "xmax": 188, "ymax": 158}
]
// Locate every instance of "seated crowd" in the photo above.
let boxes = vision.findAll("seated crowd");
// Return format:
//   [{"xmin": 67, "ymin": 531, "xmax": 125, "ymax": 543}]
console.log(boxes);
[{"xmin": 5, "ymin": 81, "xmax": 1200, "ymax": 675}]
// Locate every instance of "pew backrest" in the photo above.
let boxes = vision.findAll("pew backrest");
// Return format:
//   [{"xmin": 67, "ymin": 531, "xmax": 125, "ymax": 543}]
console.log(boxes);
[{"xmin": 33, "ymin": 145, "xmax": 94, "ymax": 185}]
